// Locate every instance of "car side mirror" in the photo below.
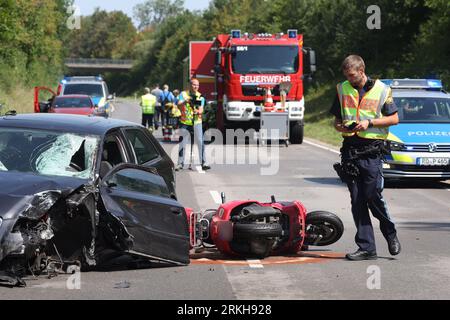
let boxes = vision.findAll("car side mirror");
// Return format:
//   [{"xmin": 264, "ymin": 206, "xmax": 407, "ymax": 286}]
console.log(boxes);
[
  {"xmin": 303, "ymin": 48, "xmax": 317, "ymax": 76},
  {"xmin": 107, "ymin": 94, "xmax": 114, "ymax": 100},
  {"xmin": 309, "ymin": 50, "xmax": 316, "ymax": 69}
]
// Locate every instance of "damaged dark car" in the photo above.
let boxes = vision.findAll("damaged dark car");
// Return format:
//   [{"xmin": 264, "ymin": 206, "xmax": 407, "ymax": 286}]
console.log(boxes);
[{"xmin": 0, "ymin": 114, "xmax": 190, "ymax": 287}]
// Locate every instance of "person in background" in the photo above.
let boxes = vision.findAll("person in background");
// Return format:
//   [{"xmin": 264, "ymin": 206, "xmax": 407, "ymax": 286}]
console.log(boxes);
[
  {"xmin": 173, "ymin": 89, "xmax": 180, "ymax": 105},
  {"xmin": 151, "ymin": 84, "xmax": 163, "ymax": 130},
  {"xmin": 159, "ymin": 84, "xmax": 175, "ymax": 141},
  {"xmin": 176, "ymin": 79, "xmax": 210, "ymax": 171},
  {"xmin": 140, "ymin": 87, "xmax": 157, "ymax": 131},
  {"xmin": 168, "ymin": 89, "xmax": 181, "ymax": 140}
]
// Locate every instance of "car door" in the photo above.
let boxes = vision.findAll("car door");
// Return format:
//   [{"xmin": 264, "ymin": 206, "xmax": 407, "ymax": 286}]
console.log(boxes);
[
  {"xmin": 121, "ymin": 127, "xmax": 176, "ymax": 197},
  {"xmin": 99, "ymin": 163, "xmax": 189, "ymax": 265},
  {"xmin": 34, "ymin": 87, "xmax": 56, "ymax": 113}
]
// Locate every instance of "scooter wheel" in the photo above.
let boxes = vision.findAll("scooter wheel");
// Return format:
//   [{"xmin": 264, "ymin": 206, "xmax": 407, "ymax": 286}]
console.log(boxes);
[
  {"xmin": 233, "ymin": 223, "xmax": 282, "ymax": 240},
  {"xmin": 304, "ymin": 211, "xmax": 344, "ymax": 246}
]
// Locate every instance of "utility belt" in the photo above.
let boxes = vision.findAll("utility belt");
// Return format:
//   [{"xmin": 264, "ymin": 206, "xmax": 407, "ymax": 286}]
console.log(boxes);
[
  {"xmin": 342, "ymin": 140, "xmax": 390, "ymax": 160},
  {"xmin": 334, "ymin": 140, "xmax": 391, "ymax": 183},
  {"xmin": 333, "ymin": 161, "xmax": 360, "ymax": 182}
]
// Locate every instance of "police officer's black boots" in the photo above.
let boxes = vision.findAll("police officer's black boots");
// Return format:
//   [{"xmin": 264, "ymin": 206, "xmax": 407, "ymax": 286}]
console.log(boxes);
[
  {"xmin": 388, "ymin": 236, "xmax": 401, "ymax": 255},
  {"xmin": 346, "ymin": 249, "xmax": 378, "ymax": 261}
]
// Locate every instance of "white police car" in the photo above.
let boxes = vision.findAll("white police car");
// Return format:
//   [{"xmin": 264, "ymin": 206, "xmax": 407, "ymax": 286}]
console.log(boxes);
[
  {"xmin": 59, "ymin": 76, "xmax": 114, "ymax": 118},
  {"xmin": 382, "ymin": 79, "xmax": 450, "ymax": 180}
]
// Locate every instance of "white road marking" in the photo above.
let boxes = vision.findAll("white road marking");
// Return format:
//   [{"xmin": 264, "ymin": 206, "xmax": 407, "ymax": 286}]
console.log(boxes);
[
  {"xmin": 247, "ymin": 259, "xmax": 264, "ymax": 269},
  {"xmin": 209, "ymin": 190, "xmax": 223, "ymax": 204},
  {"xmin": 304, "ymin": 139, "xmax": 340, "ymax": 155}
]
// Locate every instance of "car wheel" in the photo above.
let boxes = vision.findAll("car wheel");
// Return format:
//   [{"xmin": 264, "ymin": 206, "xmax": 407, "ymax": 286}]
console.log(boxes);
[{"xmin": 289, "ymin": 121, "xmax": 304, "ymax": 144}]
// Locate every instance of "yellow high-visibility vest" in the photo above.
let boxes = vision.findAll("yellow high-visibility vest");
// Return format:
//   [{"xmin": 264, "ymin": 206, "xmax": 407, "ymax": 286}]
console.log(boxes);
[
  {"xmin": 180, "ymin": 90, "xmax": 203, "ymax": 125},
  {"xmin": 141, "ymin": 94, "xmax": 156, "ymax": 114},
  {"xmin": 337, "ymin": 79, "xmax": 390, "ymax": 139}
]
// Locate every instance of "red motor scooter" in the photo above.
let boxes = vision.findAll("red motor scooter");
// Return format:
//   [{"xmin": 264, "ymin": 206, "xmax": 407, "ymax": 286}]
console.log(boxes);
[{"xmin": 187, "ymin": 194, "xmax": 344, "ymax": 258}]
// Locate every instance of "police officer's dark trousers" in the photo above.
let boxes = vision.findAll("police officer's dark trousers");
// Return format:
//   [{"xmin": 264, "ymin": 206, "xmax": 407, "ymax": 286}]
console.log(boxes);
[
  {"xmin": 344, "ymin": 153, "xmax": 397, "ymax": 252},
  {"xmin": 142, "ymin": 113, "xmax": 154, "ymax": 128}
]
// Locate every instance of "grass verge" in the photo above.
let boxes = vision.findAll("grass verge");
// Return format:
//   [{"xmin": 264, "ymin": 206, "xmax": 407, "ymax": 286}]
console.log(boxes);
[
  {"xmin": 0, "ymin": 86, "xmax": 34, "ymax": 115},
  {"xmin": 304, "ymin": 82, "xmax": 343, "ymax": 147}
]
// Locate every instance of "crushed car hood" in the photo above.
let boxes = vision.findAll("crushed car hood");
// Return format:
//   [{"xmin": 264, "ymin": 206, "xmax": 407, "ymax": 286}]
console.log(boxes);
[{"xmin": 0, "ymin": 172, "xmax": 90, "ymax": 220}]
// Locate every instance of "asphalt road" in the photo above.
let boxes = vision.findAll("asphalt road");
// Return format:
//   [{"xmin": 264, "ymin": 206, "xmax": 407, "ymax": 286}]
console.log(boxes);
[{"xmin": 1, "ymin": 98, "xmax": 449, "ymax": 300}]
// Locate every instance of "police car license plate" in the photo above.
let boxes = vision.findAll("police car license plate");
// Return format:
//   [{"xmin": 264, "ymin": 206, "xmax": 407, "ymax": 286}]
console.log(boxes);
[{"xmin": 418, "ymin": 158, "xmax": 450, "ymax": 166}]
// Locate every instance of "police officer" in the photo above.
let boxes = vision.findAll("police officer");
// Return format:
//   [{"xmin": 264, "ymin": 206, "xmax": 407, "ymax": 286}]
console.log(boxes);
[
  {"xmin": 176, "ymin": 78, "xmax": 210, "ymax": 171},
  {"xmin": 330, "ymin": 55, "xmax": 401, "ymax": 260},
  {"xmin": 140, "ymin": 87, "xmax": 157, "ymax": 131}
]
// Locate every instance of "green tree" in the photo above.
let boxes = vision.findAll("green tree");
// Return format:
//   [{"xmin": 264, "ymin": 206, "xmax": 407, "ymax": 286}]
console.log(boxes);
[
  {"xmin": 121, "ymin": 0, "xmax": 447, "ymax": 94},
  {"xmin": 264, "ymin": 0, "xmax": 430, "ymax": 82},
  {"xmin": 68, "ymin": 9, "xmax": 137, "ymax": 59},
  {"xmin": 403, "ymin": 0, "xmax": 450, "ymax": 86},
  {"xmin": 133, "ymin": 0, "xmax": 185, "ymax": 31},
  {"xmin": 0, "ymin": 0, "xmax": 72, "ymax": 88},
  {"xmin": 202, "ymin": 0, "xmax": 272, "ymax": 37},
  {"xmin": 125, "ymin": 10, "xmax": 204, "ymax": 93}
]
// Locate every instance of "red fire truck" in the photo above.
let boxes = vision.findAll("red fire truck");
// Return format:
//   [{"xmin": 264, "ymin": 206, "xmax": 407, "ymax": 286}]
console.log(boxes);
[{"xmin": 187, "ymin": 30, "xmax": 316, "ymax": 144}]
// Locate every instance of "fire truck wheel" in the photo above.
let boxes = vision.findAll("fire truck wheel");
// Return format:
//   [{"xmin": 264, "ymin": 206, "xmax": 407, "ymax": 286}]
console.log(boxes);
[
  {"xmin": 290, "ymin": 121, "xmax": 304, "ymax": 144},
  {"xmin": 233, "ymin": 223, "xmax": 282, "ymax": 240},
  {"xmin": 304, "ymin": 211, "xmax": 344, "ymax": 246}
]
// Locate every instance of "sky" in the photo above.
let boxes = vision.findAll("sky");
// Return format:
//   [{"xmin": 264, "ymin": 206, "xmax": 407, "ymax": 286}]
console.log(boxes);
[{"xmin": 73, "ymin": 0, "xmax": 211, "ymax": 24}]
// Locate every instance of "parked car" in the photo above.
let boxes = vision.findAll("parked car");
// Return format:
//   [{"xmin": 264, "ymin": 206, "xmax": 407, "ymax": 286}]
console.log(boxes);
[
  {"xmin": 0, "ymin": 113, "xmax": 187, "ymax": 287},
  {"xmin": 34, "ymin": 76, "xmax": 114, "ymax": 117},
  {"xmin": 46, "ymin": 94, "xmax": 109, "ymax": 117},
  {"xmin": 60, "ymin": 76, "xmax": 113, "ymax": 117},
  {"xmin": 381, "ymin": 79, "xmax": 450, "ymax": 181}
]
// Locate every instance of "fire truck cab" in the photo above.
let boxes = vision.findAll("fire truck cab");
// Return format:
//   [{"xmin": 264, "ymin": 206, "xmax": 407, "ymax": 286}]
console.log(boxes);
[{"xmin": 188, "ymin": 30, "xmax": 316, "ymax": 144}]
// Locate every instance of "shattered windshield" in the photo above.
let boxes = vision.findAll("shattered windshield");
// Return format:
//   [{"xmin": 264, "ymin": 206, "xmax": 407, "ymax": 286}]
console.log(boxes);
[{"xmin": 0, "ymin": 128, "xmax": 99, "ymax": 179}]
